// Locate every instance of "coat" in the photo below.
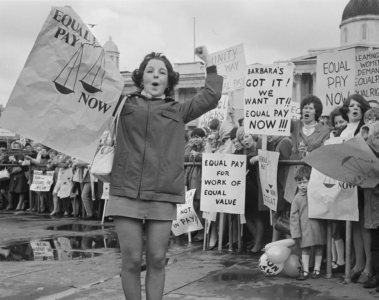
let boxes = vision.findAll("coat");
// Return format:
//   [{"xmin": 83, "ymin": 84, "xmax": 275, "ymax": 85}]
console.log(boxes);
[
  {"xmin": 290, "ymin": 191, "xmax": 327, "ymax": 248},
  {"xmin": 110, "ymin": 69, "xmax": 223, "ymax": 204},
  {"xmin": 284, "ymin": 119, "xmax": 331, "ymax": 202}
]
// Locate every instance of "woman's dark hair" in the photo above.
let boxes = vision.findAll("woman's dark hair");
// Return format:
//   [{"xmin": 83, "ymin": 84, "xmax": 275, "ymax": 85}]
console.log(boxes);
[
  {"xmin": 131, "ymin": 52, "xmax": 179, "ymax": 97},
  {"xmin": 339, "ymin": 94, "xmax": 370, "ymax": 135},
  {"xmin": 340, "ymin": 94, "xmax": 370, "ymax": 122},
  {"xmin": 294, "ymin": 166, "xmax": 311, "ymax": 181},
  {"xmin": 300, "ymin": 95, "xmax": 323, "ymax": 122},
  {"xmin": 209, "ymin": 118, "xmax": 220, "ymax": 130},
  {"xmin": 329, "ymin": 106, "xmax": 343, "ymax": 128},
  {"xmin": 190, "ymin": 128, "xmax": 206, "ymax": 138},
  {"xmin": 229, "ymin": 127, "xmax": 238, "ymax": 140}
]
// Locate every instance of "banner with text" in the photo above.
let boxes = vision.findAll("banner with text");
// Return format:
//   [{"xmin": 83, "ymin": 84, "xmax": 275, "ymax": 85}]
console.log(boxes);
[
  {"xmin": 210, "ymin": 44, "xmax": 246, "ymax": 93},
  {"xmin": 244, "ymin": 64, "xmax": 294, "ymax": 136},
  {"xmin": 258, "ymin": 150, "xmax": 280, "ymax": 211},
  {"xmin": 316, "ymin": 49, "xmax": 355, "ymax": 116},
  {"xmin": 172, "ymin": 189, "xmax": 203, "ymax": 236},
  {"xmin": 30, "ymin": 171, "xmax": 54, "ymax": 192},
  {"xmin": 200, "ymin": 153, "xmax": 246, "ymax": 214},
  {"xmin": 1, "ymin": 7, "xmax": 124, "ymax": 163},
  {"xmin": 355, "ymin": 49, "xmax": 379, "ymax": 101},
  {"xmin": 198, "ymin": 95, "xmax": 229, "ymax": 128},
  {"xmin": 307, "ymin": 137, "xmax": 358, "ymax": 221}
]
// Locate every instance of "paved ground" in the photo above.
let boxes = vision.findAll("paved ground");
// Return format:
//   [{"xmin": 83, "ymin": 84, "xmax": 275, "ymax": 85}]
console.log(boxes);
[{"xmin": 1, "ymin": 211, "xmax": 378, "ymax": 300}]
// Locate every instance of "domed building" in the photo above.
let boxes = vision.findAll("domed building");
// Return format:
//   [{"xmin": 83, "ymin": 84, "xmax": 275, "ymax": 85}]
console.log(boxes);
[
  {"xmin": 277, "ymin": 0, "xmax": 379, "ymax": 103},
  {"xmin": 104, "ymin": 36, "xmax": 120, "ymax": 70}
]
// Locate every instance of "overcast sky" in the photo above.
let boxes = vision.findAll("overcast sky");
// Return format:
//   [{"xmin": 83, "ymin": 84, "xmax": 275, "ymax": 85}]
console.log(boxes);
[{"xmin": 0, "ymin": 0, "xmax": 348, "ymax": 106}]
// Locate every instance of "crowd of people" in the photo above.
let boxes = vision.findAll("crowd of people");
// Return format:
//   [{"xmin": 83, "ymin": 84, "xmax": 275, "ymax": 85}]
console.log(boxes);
[
  {"xmin": 184, "ymin": 94, "xmax": 379, "ymax": 289},
  {"xmin": 0, "ymin": 142, "xmax": 109, "ymax": 221}
]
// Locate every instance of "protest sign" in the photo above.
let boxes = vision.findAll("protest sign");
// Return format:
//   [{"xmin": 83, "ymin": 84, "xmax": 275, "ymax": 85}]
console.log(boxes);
[
  {"xmin": 30, "ymin": 241, "xmax": 54, "ymax": 261},
  {"xmin": 102, "ymin": 182, "xmax": 110, "ymax": 200},
  {"xmin": 244, "ymin": 64, "xmax": 294, "ymax": 136},
  {"xmin": 30, "ymin": 171, "xmax": 54, "ymax": 192},
  {"xmin": 198, "ymin": 95, "xmax": 229, "ymax": 128},
  {"xmin": 316, "ymin": 49, "xmax": 355, "ymax": 116},
  {"xmin": 258, "ymin": 150, "xmax": 280, "ymax": 211},
  {"xmin": 202, "ymin": 211, "xmax": 217, "ymax": 222},
  {"xmin": 308, "ymin": 136, "xmax": 358, "ymax": 221},
  {"xmin": 290, "ymin": 101, "xmax": 301, "ymax": 120},
  {"xmin": 1, "ymin": 7, "xmax": 124, "ymax": 163},
  {"xmin": 355, "ymin": 49, "xmax": 379, "ymax": 101},
  {"xmin": 200, "ymin": 153, "xmax": 246, "ymax": 214},
  {"xmin": 58, "ymin": 168, "xmax": 73, "ymax": 198},
  {"xmin": 303, "ymin": 135, "xmax": 379, "ymax": 188},
  {"xmin": 171, "ymin": 189, "xmax": 203, "ymax": 236},
  {"xmin": 210, "ymin": 44, "xmax": 246, "ymax": 93}
]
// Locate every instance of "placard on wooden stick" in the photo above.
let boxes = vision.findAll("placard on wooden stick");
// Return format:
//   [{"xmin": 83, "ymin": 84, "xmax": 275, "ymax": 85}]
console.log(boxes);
[
  {"xmin": 210, "ymin": 44, "xmax": 246, "ymax": 93},
  {"xmin": 316, "ymin": 49, "xmax": 355, "ymax": 116},
  {"xmin": 200, "ymin": 153, "xmax": 246, "ymax": 214},
  {"xmin": 244, "ymin": 64, "xmax": 294, "ymax": 136}
]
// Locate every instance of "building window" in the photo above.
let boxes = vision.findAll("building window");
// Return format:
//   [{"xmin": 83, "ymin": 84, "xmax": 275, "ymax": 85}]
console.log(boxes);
[
  {"xmin": 362, "ymin": 24, "xmax": 368, "ymax": 40},
  {"xmin": 344, "ymin": 28, "xmax": 348, "ymax": 43},
  {"xmin": 110, "ymin": 55, "xmax": 114, "ymax": 61}
]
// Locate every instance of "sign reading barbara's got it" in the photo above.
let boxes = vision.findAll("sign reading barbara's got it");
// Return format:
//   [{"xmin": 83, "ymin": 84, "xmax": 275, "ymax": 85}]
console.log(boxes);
[{"xmin": 201, "ymin": 153, "xmax": 246, "ymax": 214}]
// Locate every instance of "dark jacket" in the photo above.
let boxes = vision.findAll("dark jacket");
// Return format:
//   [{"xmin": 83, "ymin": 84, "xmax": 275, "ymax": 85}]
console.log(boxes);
[{"xmin": 110, "ymin": 70, "xmax": 223, "ymax": 204}]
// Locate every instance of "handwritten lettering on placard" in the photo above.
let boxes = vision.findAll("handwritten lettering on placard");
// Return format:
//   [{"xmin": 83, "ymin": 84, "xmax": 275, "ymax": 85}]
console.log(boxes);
[
  {"xmin": 244, "ymin": 65, "xmax": 294, "ymax": 136},
  {"xmin": 210, "ymin": 44, "xmax": 246, "ymax": 93},
  {"xmin": 316, "ymin": 49, "xmax": 355, "ymax": 115},
  {"xmin": 355, "ymin": 50, "xmax": 379, "ymax": 101},
  {"xmin": 198, "ymin": 95, "xmax": 228, "ymax": 128},
  {"xmin": 171, "ymin": 189, "xmax": 203, "ymax": 236},
  {"xmin": 258, "ymin": 150, "xmax": 280, "ymax": 211},
  {"xmin": 201, "ymin": 153, "xmax": 246, "ymax": 214}
]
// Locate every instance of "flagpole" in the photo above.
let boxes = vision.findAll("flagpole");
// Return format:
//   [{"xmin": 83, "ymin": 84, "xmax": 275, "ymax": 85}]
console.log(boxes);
[{"xmin": 193, "ymin": 17, "xmax": 195, "ymax": 62}]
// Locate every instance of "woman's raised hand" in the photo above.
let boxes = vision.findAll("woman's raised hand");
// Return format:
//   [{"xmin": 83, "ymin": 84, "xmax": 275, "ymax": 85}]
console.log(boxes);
[{"xmin": 195, "ymin": 46, "xmax": 211, "ymax": 64}]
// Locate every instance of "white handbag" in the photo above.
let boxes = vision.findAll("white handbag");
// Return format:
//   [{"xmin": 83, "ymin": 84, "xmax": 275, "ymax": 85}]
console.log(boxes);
[
  {"xmin": 0, "ymin": 169, "xmax": 10, "ymax": 181},
  {"xmin": 90, "ymin": 96, "xmax": 126, "ymax": 183}
]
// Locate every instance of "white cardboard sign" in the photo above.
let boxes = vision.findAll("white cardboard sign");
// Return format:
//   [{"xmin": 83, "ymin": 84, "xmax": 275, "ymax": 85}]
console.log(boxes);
[
  {"xmin": 355, "ymin": 49, "xmax": 379, "ymax": 101},
  {"xmin": 244, "ymin": 64, "xmax": 294, "ymax": 136},
  {"xmin": 316, "ymin": 49, "xmax": 356, "ymax": 116},
  {"xmin": 210, "ymin": 44, "xmax": 246, "ymax": 93},
  {"xmin": 200, "ymin": 153, "xmax": 246, "ymax": 214},
  {"xmin": 30, "ymin": 171, "xmax": 54, "ymax": 192},
  {"xmin": 171, "ymin": 189, "xmax": 203, "ymax": 236},
  {"xmin": 198, "ymin": 95, "xmax": 229, "ymax": 128},
  {"xmin": 258, "ymin": 150, "xmax": 280, "ymax": 211}
]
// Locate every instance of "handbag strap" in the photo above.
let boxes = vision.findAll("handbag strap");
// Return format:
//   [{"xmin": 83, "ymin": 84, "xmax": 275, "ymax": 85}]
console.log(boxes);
[{"xmin": 105, "ymin": 95, "xmax": 127, "ymax": 145}]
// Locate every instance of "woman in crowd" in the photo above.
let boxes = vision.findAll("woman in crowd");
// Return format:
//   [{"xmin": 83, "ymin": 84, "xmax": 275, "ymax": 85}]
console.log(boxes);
[
  {"xmin": 284, "ymin": 95, "xmax": 331, "ymax": 203},
  {"xmin": 339, "ymin": 94, "xmax": 373, "ymax": 283},
  {"xmin": 185, "ymin": 127, "xmax": 206, "ymax": 241},
  {"xmin": 105, "ymin": 46, "xmax": 223, "ymax": 300},
  {"xmin": 236, "ymin": 127, "xmax": 264, "ymax": 254},
  {"xmin": 72, "ymin": 159, "xmax": 94, "ymax": 220},
  {"xmin": 8, "ymin": 141, "xmax": 29, "ymax": 212}
]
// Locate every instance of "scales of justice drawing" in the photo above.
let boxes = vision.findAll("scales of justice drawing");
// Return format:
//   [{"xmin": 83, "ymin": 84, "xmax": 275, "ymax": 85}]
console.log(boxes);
[{"xmin": 53, "ymin": 42, "xmax": 106, "ymax": 95}]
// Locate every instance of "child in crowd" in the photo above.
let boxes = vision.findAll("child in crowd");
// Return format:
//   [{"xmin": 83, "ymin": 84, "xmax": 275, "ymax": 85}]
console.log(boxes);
[{"xmin": 290, "ymin": 166, "xmax": 326, "ymax": 280}]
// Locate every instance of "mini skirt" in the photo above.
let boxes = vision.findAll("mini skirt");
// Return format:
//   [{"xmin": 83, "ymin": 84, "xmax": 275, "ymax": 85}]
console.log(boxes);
[{"xmin": 105, "ymin": 194, "xmax": 177, "ymax": 221}]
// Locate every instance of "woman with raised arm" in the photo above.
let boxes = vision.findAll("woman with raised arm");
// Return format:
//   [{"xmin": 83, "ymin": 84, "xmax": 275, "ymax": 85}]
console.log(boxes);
[{"xmin": 105, "ymin": 46, "xmax": 223, "ymax": 300}]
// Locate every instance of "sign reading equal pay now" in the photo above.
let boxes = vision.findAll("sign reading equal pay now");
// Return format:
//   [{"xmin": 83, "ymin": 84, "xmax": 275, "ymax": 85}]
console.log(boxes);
[{"xmin": 200, "ymin": 153, "xmax": 246, "ymax": 214}]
